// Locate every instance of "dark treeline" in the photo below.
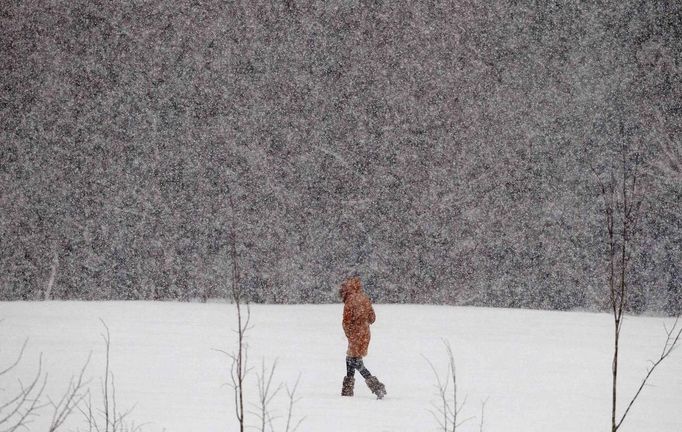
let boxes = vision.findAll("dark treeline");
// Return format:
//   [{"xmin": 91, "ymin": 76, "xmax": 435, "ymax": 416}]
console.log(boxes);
[{"xmin": 1, "ymin": 1, "xmax": 680, "ymax": 312}]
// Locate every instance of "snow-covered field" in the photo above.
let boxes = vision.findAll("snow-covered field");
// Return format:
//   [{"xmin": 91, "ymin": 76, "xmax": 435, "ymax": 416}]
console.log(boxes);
[{"xmin": 1, "ymin": 302, "xmax": 680, "ymax": 432}]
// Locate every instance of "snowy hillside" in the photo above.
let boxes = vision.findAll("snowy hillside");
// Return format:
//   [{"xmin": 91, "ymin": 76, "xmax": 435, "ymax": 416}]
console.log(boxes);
[{"xmin": 1, "ymin": 302, "xmax": 680, "ymax": 431}]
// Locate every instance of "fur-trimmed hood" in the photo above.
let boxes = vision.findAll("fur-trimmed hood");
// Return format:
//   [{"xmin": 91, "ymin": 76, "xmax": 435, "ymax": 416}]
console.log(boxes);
[{"xmin": 340, "ymin": 276, "xmax": 362, "ymax": 303}]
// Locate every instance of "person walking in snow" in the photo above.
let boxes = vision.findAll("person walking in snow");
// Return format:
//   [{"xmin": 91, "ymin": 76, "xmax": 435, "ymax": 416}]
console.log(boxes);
[{"xmin": 339, "ymin": 276, "xmax": 387, "ymax": 399}]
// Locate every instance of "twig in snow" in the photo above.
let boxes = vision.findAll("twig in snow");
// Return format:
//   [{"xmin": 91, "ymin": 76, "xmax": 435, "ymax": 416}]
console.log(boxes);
[{"xmin": 423, "ymin": 340, "xmax": 473, "ymax": 432}]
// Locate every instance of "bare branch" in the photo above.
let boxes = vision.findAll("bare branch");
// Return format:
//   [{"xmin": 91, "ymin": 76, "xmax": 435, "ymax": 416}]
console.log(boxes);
[
  {"xmin": 227, "ymin": 184, "xmax": 247, "ymax": 432},
  {"xmin": 615, "ymin": 316, "xmax": 682, "ymax": 430},
  {"xmin": 284, "ymin": 375, "xmax": 305, "ymax": 432},
  {"xmin": 48, "ymin": 352, "xmax": 92, "ymax": 431},
  {"xmin": 424, "ymin": 340, "xmax": 468, "ymax": 432},
  {"xmin": 78, "ymin": 320, "xmax": 141, "ymax": 432},
  {"xmin": 99, "ymin": 319, "xmax": 111, "ymax": 432},
  {"xmin": 0, "ymin": 353, "xmax": 47, "ymax": 432},
  {"xmin": 479, "ymin": 398, "xmax": 489, "ymax": 432},
  {"xmin": 0, "ymin": 340, "xmax": 28, "ymax": 377},
  {"xmin": 253, "ymin": 359, "xmax": 283, "ymax": 432},
  {"xmin": 594, "ymin": 143, "xmax": 680, "ymax": 431}
]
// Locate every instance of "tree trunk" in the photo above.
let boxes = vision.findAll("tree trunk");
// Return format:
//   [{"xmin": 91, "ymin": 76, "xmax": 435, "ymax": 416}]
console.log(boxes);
[{"xmin": 44, "ymin": 248, "xmax": 59, "ymax": 300}]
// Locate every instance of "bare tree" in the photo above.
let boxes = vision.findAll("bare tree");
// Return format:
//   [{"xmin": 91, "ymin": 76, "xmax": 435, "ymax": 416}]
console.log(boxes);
[
  {"xmin": 80, "ymin": 320, "xmax": 142, "ymax": 432},
  {"xmin": 219, "ymin": 188, "xmax": 305, "ymax": 432},
  {"xmin": 0, "ymin": 339, "xmax": 47, "ymax": 432},
  {"xmin": 44, "ymin": 245, "xmax": 59, "ymax": 301},
  {"xmin": 424, "ymin": 341, "xmax": 472, "ymax": 432},
  {"xmin": 591, "ymin": 144, "xmax": 682, "ymax": 431},
  {"xmin": 246, "ymin": 362, "xmax": 306, "ymax": 432},
  {"xmin": 0, "ymin": 323, "xmax": 143, "ymax": 432},
  {"xmin": 283, "ymin": 375, "xmax": 304, "ymax": 432},
  {"xmin": 615, "ymin": 317, "xmax": 681, "ymax": 431},
  {"xmin": 47, "ymin": 354, "xmax": 91, "ymax": 432},
  {"xmin": 250, "ymin": 360, "xmax": 282, "ymax": 432},
  {"xmin": 592, "ymin": 146, "xmax": 642, "ymax": 431},
  {"xmin": 218, "ymin": 188, "xmax": 251, "ymax": 432}
]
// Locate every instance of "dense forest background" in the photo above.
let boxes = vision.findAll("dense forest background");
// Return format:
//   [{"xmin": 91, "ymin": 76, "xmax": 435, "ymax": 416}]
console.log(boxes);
[{"xmin": 1, "ymin": 1, "xmax": 680, "ymax": 312}]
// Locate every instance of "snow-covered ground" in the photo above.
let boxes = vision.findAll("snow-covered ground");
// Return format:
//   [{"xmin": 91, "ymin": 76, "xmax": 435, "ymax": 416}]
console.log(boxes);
[{"xmin": 1, "ymin": 302, "xmax": 680, "ymax": 431}]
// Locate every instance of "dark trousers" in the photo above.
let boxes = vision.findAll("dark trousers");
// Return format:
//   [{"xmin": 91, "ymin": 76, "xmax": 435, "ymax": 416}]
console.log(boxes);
[{"xmin": 346, "ymin": 356, "xmax": 372, "ymax": 379}]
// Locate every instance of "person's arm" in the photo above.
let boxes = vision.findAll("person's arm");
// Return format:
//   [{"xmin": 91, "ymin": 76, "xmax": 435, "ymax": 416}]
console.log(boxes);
[
  {"xmin": 367, "ymin": 298, "xmax": 376, "ymax": 324},
  {"xmin": 342, "ymin": 302, "xmax": 353, "ymax": 337}
]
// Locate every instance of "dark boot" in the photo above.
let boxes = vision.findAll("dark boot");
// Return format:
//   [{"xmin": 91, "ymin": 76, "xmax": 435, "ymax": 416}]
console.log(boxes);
[
  {"xmin": 341, "ymin": 376, "xmax": 354, "ymax": 396},
  {"xmin": 365, "ymin": 376, "xmax": 386, "ymax": 399}
]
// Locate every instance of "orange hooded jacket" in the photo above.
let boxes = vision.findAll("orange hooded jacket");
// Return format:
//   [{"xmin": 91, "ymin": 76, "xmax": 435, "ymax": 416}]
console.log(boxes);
[{"xmin": 340, "ymin": 277, "xmax": 376, "ymax": 357}]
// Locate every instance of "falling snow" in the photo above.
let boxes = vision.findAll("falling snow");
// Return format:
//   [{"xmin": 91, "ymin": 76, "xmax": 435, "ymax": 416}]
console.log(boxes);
[{"xmin": 1, "ymin": 1, "xmax": 680, "ymax": 313}]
